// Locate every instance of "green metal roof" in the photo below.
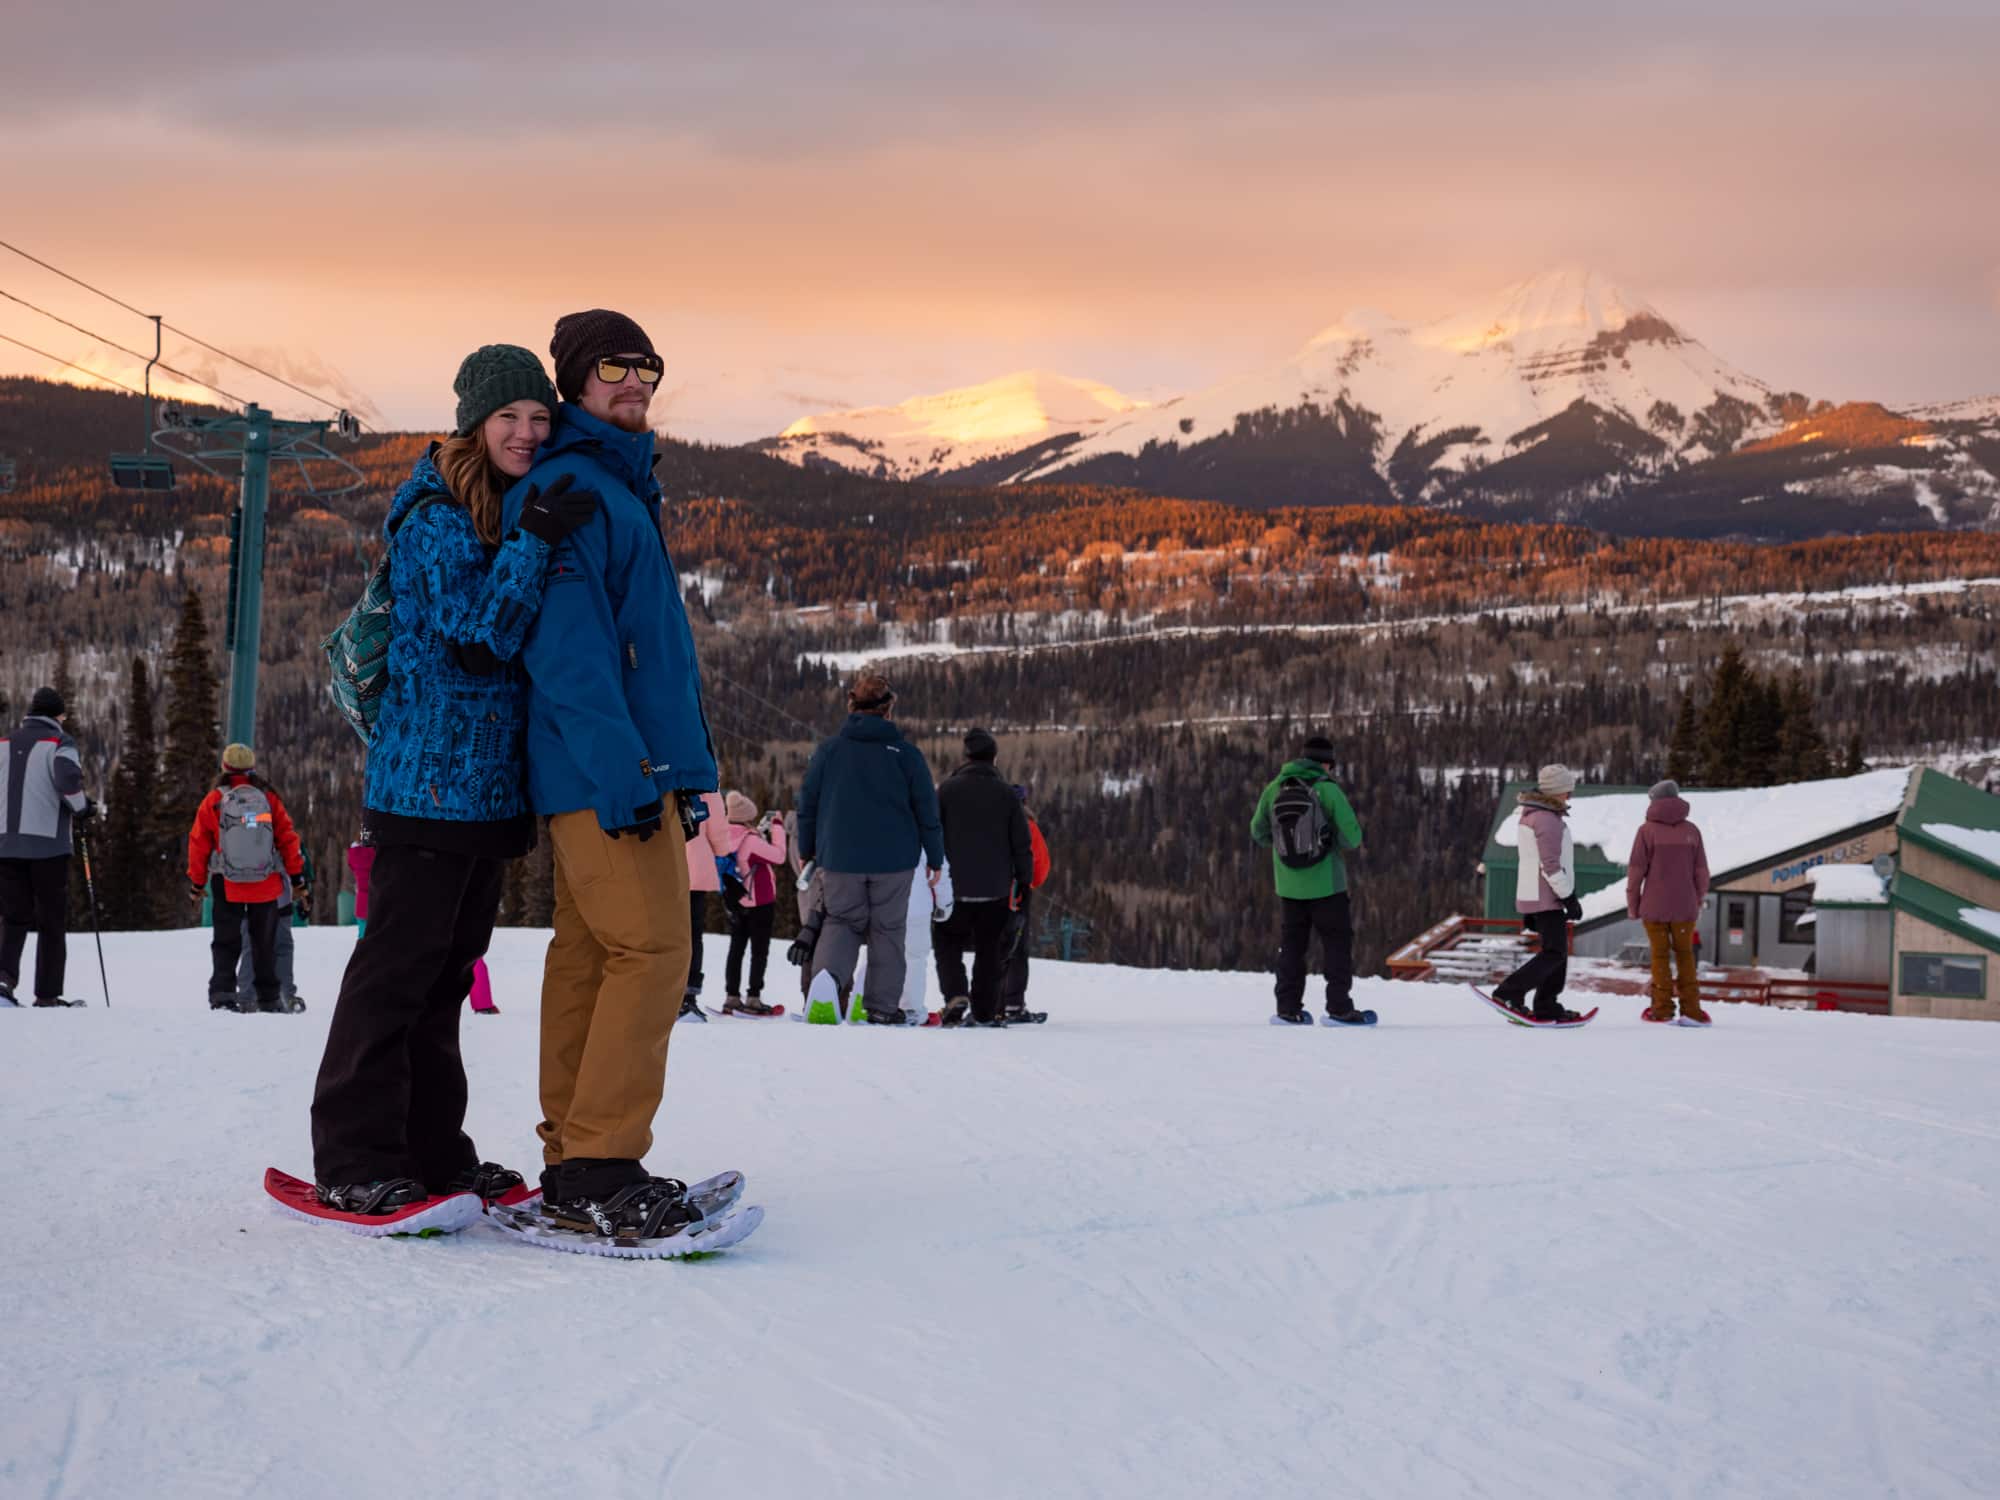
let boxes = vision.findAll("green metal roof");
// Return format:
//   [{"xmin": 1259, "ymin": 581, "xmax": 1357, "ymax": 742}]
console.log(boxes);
[
  {"xmin": 1890, "ymin": 869, "xmax": 2000, "ymax": 956},
  {"xmin": 1898, "ymin": 768, "xmax": 2000, "ymax": 882}
]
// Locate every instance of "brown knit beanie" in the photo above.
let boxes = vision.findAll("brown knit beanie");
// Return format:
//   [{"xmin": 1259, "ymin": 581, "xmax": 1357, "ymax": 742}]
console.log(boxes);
[{"xmin": 549, "ymin": 309, "xmax": 657, "ymax": 402}]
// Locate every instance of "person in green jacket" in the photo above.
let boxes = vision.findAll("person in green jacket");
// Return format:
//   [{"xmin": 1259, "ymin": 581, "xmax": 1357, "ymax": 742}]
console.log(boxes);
[{"xmin": 1249, "ymin": 734, "xmax": 1369, "ymax": 1026}]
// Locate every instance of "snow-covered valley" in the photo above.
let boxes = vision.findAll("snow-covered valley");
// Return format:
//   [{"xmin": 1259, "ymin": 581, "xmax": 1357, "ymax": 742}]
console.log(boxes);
[{"xmin": 6, "ymin": 927, "xmax": 1999, "ymax": 1499}]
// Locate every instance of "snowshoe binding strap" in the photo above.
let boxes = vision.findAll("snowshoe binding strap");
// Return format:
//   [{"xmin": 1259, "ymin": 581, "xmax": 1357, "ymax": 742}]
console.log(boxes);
[
  {"xmin": 568, "ymin": 1177, "xmax": 700, "ymax": 1239},
  {"xmin": 451, "ymin": 1162, "xmax": 525, "ymax": 1202},
  {"xmin": 316, "ymin": 1178, "xmax": 428, "ymax": 1216}
]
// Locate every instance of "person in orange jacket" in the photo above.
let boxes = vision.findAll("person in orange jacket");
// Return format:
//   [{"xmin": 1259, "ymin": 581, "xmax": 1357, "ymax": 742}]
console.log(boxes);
[{"xmin": 187, "ymin": 743, "xmax": 306, "ymax": 1013}]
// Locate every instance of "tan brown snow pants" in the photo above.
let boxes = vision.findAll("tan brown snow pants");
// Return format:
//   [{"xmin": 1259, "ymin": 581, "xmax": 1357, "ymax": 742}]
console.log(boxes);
[
  {"xmin": 1644, "ymin": 920, "xmax": 1701, "ymax": 1018},
  {"xmin": 537, "ymin": 810, "xmax": 691, "ymax": 1166}
]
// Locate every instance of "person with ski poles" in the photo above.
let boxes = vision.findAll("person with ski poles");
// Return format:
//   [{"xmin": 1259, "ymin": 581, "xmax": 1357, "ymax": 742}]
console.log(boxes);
[
  {"xmin": 1249, "ymin": 733, "xmax": 1369, "ymax": 1026},
  {"xmin": 187, "ymin": 743, "xmax": 306, "ymax": 1014},
  {"xmin": 0, "ymin": 686, "xmax": 95, "ymax": 1007},
  {"xmin": 308, "ymin": 343, "xmax": 597, "ymax": 1224}
]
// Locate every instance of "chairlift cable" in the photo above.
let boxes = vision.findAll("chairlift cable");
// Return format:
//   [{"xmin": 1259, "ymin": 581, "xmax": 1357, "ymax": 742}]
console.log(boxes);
[
  {"xmin": 0, "ymin": 330, "xmax": 146, "ymax": 395},
  {"xmin": 0, "ymin": 287, "xmax": 247, "ymax": 405}
]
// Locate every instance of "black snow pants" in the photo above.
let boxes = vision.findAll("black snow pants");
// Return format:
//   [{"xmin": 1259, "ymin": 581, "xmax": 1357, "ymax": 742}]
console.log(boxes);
[
  {"xmin": 933, "ymin": 898, "xmax": 1014, "ymax": 1023},
  {"xmin": 0, "ymin": 855, "xmax": 69, "ymax": 1001},
  {"xmin": 724, "ymin": 903, "xmax": 775, "ymax": 998},
  {"xmin": 209, "ymin": 876, "xmax": 281, "ymax": 1011},
  {"xmin": 1000, "ymin": 891, "xmax": 1031, "ymax": 1014},
  {"xmin": 1493, "ymin": 908, "xmax": 1570, "ymax": 1017},
  {"xmin": 1273, "ymin": 892, "xmax": 1355, "ymax": 1017},
  {"xmin": 310, "ymin": 844, "xmax": 503, "ymax": 1192}
]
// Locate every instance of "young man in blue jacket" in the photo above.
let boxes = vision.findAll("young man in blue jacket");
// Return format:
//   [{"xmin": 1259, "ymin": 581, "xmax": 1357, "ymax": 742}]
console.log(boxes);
[
  {"xmin": 796, "ymin": 674, "xmax": 944, "ymax": 1024},
  {"xmin": 502, "ymin": 309, "xmax": 721, "ymax": 1239}
]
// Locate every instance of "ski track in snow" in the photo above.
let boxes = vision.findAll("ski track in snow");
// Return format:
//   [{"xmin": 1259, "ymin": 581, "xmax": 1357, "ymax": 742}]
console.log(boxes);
[{"xmin": 5, "ymin": 928, "xmax": 2000, "ymax": 1499}]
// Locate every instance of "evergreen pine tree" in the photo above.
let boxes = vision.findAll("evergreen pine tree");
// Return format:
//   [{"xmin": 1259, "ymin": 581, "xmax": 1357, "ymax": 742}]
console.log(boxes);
[
  {"xmin": 1842, "ymin": 732, "xmax": 1866, "ymax": 776},
  {"xmin": 1697, "ymin": 643, "xmax": 1752, "ymax": 787},
  {"xmin": 1777, "ymin": 672, "xmax": 1830, "ymax": 783},
  {"xmin": 1740, "ymin": 674, "xmax": 1784, "ymax": 786},
  {"xmin": 101, "ymin": 657, "xmax": 162, "ymax": 929},
  {"xmin": 1666, "ymin": 691, "xmax": 1699, "ymax": 783},
  {"xmin": 159, "ymin": 589, "xmax": 222, "ymax": 831}
]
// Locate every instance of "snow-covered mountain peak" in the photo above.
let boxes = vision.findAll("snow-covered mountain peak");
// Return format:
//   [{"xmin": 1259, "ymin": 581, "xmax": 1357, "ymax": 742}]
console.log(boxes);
[
  {"xmin": 762, "ymin": 371, "xmax": 1146, "ymax": 479},
  {"xmin": 1421, "ymin": 267, "xmax": 1679, "ymax": 356}
]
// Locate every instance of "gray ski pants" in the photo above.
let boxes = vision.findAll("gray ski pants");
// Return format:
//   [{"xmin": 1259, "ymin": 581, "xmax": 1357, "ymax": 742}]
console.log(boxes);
[
  {"xmin": 238, "ymin": 911, "xmax": 297, "ymax": 1004},
  {"xmin": 810, "ymin": 868, "xmax": 916, "ymax": 1017}
]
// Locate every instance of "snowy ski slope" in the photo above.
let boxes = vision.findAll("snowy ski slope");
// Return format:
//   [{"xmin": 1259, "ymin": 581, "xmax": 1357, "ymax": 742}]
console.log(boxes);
[{"xmin": 5, "ymin": 927, "xmax": 1998, "ymax": 1499}]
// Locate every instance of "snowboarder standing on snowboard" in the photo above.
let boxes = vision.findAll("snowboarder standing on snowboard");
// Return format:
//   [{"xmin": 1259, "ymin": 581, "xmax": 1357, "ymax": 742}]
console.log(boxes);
[
  {"xmin": 1490, "ymin": 763, "xmax": 1586, "ymax": 1024},
  {"xmin": 187, "ymin": 743, "xmax": 306, "ymax": 1014},
  {"xmin": 504, "ymin": 309, "xmax": 723, "ymax": 1240},
  {"xmin": 1626, "ymin": 778, "xmax": 1712, "ymax": 1025},
  {"xmin": 1250, "ymin": 734, "xmax": 1368, "ymax": 1025},
  {"xmin": 933, "ymin": 729, "xmax": 1034, "ymax": 1027},
  {"xmin": 0, "ymin": 687, "xmax": 94, "ymax": 1007},
  {"xmin": 795, "ymin": 674, "xmax": 944, "ymax": 1024}
]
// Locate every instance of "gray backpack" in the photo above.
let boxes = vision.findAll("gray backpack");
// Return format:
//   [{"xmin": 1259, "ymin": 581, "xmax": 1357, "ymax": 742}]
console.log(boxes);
[
  {"xmin": 1272, "ymin": 776, "xmax": 1335, "ymax": 869},
  {"xmin": 214, "ymin": 783, "xmax": 279, "ymax": 881}
]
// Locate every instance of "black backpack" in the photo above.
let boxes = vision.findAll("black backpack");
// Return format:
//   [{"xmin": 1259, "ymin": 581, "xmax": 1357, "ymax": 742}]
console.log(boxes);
[{"xmin": 1271, "ymin": 776, "xmax": 1334, "ymax": 869}]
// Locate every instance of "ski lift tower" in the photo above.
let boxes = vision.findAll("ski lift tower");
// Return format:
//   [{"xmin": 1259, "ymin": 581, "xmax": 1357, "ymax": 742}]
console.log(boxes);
[{"xmin": 158, "ymin": 403, "xmax": 362, "ymax": 746}]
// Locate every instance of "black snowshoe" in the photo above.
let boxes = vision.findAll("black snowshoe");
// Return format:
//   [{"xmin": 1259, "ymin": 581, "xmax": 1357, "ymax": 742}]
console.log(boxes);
[
  {"xmin": 448, "ymin": 1161, "xmax": 526, "ymax": 1204},
  {"xmin": 316, "ymin": 1177, "xmax": 428, "ymax": 1216},
  {"xmin": 546, "ymin": 1176, "xmax": 702, "ymax": 1240},
  {"xmin": 1270, "ymin": 1008, "xmax": 1315, "ymax": 1026},
  {"xmin": 678, "ymin": 992, "xmax": 709, "ymax": 1023}
]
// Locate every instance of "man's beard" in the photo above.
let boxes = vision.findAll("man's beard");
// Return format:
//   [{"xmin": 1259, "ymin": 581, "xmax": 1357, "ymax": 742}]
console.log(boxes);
[{"xmin": 606, "ymin": 401, "xmax": 652, "ymax": 434}]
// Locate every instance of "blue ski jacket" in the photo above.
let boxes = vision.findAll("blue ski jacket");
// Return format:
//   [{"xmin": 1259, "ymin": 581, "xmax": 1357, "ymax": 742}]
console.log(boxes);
[
  {"xmin": 796, "ymin": 713, "xmax": 945, "ymax": 875},
  {"xmin": 503, "ymin": 404, "xmax": 718, "ymax": 830},
  {"xmin": 364, "ymin": 449, "xmax": 550, "ymax": 824}
]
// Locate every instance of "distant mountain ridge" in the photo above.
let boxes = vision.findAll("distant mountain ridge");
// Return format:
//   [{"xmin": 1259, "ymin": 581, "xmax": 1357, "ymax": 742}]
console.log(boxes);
[{"xmin": 753, "ymin": 269, "xmax": 2000, "ymax": 539}]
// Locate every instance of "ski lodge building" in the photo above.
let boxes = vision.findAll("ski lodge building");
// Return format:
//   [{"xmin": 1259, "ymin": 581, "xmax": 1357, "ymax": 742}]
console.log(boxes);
[{"xmin": 1474, "ymin": 767, "xmax": 2000, "ymax": 1021}]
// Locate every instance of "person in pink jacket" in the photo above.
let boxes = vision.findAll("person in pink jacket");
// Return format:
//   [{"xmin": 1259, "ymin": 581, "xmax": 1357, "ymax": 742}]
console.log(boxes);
[
  {"xmin": 720, "ymin": 791, "xmax": 788, "ymax": 1016},
  {"xmin": 679, "ymin": 790, "xmax": 731, "ymax": 1021},
  {"xmin": 1626, "ymin": 778, "xmax": 1712, "ymax": 1026},
  {"xmin": 353, "ymin": 834, "xmax": 496, "ymax": 1013},
  {"xmin": 1490, "ymin": 763, "xmax": 1587, "ymax": 1023}
]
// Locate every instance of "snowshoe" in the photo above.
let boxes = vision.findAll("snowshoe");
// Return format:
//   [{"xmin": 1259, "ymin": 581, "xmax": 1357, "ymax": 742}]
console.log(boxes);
[
  {"xmin": 32, "ymin": 996, "xmax": 86, "ymax": 1008},
  {"xmin": 285, "ymin": 993, "xmax": 308, "ymax": 1014},
  {"xmin": 722, "ymin": 996, "xmax": 784, "ymax": 1018},
  {"xmin": 1270, "ymin": 1008, "xmax": 1315, "ymax": 1026},
  {"xmin": 678, "ymin": 992, "xmax": 709, "ymax": 1023},
  {"xmin": 0, "ymin": 981, "xmax": 16, "ymax": 1006},
  {"xmin": 1642, "ymin": 1005, "xmax": 1674, "ymax": 1024},
  {"xmin": 1675, "ymin": 1009, "xmax": 1714, "ymax": 1028},
  {"xmin": 938, "ymin": 996, "xmax": 970, "ymax": 1028},
  {"xmin": 264, "ymin": 1168, "xmax": 484, "ymax": 1239},
  {"xmin": 1002, "ymin": 1007, "xmax": 1049, "ymax": 1025},
  {"xmin": 1470, "ymin": 985, "xmax": 1599, "ymax": 1029},
  {"xmin": 489, "ymin": 1196, "xmax": 764, "ymax": 1261},
  {"xmin": 1322, "ymin": 1008, "xmax": 1379, "ymax": 1027},
  {"xmin": 804, "ymin": 971, "xmax": 843, "ymax": 1025}
]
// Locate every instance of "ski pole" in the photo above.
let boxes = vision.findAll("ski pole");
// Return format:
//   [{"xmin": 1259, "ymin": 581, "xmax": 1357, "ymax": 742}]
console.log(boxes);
[{"xmin": 77, "ymin": 832, "xmax": 111, "ymax": 1008}]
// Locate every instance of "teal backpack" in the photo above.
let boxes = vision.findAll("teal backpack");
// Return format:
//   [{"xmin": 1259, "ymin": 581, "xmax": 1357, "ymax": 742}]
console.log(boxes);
[{"xmin": 322, "ymin": 497, "xmax": 442, "ymax": 743}]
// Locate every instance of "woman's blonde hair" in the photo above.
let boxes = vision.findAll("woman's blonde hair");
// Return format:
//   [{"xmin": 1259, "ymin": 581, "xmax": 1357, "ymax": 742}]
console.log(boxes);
[{"xmin": 432, "ymin": 428, "xmax": 507, "ymax": 546}]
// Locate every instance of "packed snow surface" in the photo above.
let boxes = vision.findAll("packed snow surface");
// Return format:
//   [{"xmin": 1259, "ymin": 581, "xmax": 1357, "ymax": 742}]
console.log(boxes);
[
  {"xmin": 8, "ymin": 927, "xmax": 2000, "ymax": 1499},
  {"xmin": 1809, "ymin": 864, "xmax": 1891, "ymax": 905},
  {"xmin": 1494, "ymin": 769, "xmax": 1916, "ymax": 922}
]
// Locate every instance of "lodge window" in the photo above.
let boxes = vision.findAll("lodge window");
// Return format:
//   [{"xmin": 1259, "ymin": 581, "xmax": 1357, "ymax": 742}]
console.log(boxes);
[
  {"xmin": 1899, "ymin": 953, "xmax": 1987, "ymax": 1001},
  {"xmin": 1778, "ymin": 891, "xmax": 1815, "ymax": 945}
]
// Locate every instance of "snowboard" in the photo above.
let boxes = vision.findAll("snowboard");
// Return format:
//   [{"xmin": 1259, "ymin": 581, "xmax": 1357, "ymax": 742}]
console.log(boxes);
[
  {"xmin": 264, "ymin": 1168, "xmax": 485, "ymax": 1238},
  {"xmin": 488, "ymin": 1193, "xmax": 762, "ymax": 1261},
  {"xmin": 1468, "ymin": 985, "xmax": 1598, "ymax": 1029}
]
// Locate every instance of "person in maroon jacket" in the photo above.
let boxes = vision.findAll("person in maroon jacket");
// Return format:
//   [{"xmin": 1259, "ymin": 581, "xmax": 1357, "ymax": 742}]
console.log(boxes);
[{"xmin": 1625, "ymin": 778, "xmax": 1711, "ymax": 1025}]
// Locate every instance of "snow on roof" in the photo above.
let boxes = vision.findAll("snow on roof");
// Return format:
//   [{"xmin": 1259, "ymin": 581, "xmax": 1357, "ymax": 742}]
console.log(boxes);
[
  {"xmin": 1922, "ymin": 823, "xmax": 2000, "ymax": 872},
  {"xmin": 1961, "ymin": 907, "xmax": 2000, "ymax": 943},
  {"xmin": 1809, "ymin": 865, "xmax": 1890, "ymax": 906},
  {"xmin": 1489, "ymin": 769, "xmax": 1913, "ymax": 922}
]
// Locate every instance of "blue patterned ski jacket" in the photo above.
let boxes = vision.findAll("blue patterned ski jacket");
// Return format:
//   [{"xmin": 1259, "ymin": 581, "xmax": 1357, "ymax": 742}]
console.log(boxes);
[
  {"xmin": 363, "ymin": 449, "xmax": 552, "ymax": 823},
  {"xmin": 503, "ymin": 404, "xmax": 718, "ymax": 830}
]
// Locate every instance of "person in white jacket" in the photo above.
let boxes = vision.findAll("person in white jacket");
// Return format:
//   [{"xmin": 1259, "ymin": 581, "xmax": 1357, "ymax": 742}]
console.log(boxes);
[{"xmin": 1490, "ymin": 763, "xmax": 1586, "ymax": 1022}]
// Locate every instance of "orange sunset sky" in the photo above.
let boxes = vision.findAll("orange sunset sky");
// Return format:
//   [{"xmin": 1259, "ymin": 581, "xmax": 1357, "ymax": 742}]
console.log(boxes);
[{"xmin": 4, "ymin": 0, "xmax": 1997, "ymax": 442}]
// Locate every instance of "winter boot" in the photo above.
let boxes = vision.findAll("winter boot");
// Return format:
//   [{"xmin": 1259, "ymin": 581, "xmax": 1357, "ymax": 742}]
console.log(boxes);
[
  {"xmin": 738, "ymin": 996, "xmax": 781, "ymax": 1017},
  {"xmin": 316, "ymin": 1178, "xmax": 429, "ymax": 1216},
  {"xmin": 938, "ymin": 996, "xmax": 971, "ymax": 1028},
  {"xmin": 678, "ymin": 990, "xmax": 709, "ymax": 1023},
  {"xmin": 1323, "ymin": 1007, "xmax": 1378, "ymax": 1026},
  {"xmin": 447, "ymin": 1161, "xmax": 532, "ymax": 1206},
  {"xmin": 0, "ymin": 979, "xmax": 16, "ymax": 1006},
  {"xmin": 209, "ymin": 990, "xmax": 245, "ymax": 1012},
  {"xmin": 33, "ymin": 996, "xmax": 80, "ymax": 1008},
  {"xmin": 1677, "ymin": 1003, "xmax": 1714, "ymax": 1027},
  {"xmin": 546, "ymin": 1166, "xmax": 702, "ymax": 1240},
  {"xmin": 1533, "ymin": 1003, "xmax": 1583, "ymax": 1024},
  {"xmin": 1270, "ymin": 1007, "xmax": 1315, "ymax": 1026},
  {"xmin": 1490, "ymin": 990, "xmax": 1534, "ymax": 1020},
  {"xmin": 1642, "ymin": 1000, "xmax": 1675, "ymax": 1024}
]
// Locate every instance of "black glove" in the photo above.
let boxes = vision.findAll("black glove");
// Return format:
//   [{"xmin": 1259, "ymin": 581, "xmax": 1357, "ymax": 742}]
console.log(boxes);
[
  {"xmin": 607, "ymin": 799, "xmax": 663, "ymax": 842},
  {"xmin": 188, "ymin": 881, "xmax": 207, "ymax": 904},
  {"xmin": 675, "ymin": 791, "xmax": 709, "ymax": 840},
  {"xmin": 786, "ymin": 925, "xmax": 820, "ymax": 968},
  {"xmin": 73, "ymin": 798, "xmax": 98, "ymax": 827},
  {"xmin": 515, "ymin": 473, "xmax": 600, "ymax": 545},
  {"xmin": 1561, "ymin": 894, "xmax": 1584, "ymax": 922}
]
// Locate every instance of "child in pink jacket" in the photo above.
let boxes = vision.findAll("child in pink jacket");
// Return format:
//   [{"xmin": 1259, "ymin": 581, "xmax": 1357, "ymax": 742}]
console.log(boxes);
[
  {"xmin": 680, "ymin": 790, "xmax": 732, "ymax": 1020},
  {"xmin": 352, "ymin": 835, "xmax": 495, "ymax": 1012},
  {"xmin": 721, "ymin": 791, "xmax": 788, "ymax": 1016}
]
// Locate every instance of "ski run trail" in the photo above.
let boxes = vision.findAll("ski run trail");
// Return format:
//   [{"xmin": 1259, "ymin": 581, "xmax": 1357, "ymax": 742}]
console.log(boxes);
[{"xmin": 6, "ymin": 927, "xmax": 1999, "ymax": 1500}]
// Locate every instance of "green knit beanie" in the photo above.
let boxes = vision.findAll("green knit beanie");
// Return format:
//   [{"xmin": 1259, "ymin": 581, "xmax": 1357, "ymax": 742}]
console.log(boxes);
[{"xmin": 452, "ymin": 344, "xmax": 558, "ymax": 437}]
